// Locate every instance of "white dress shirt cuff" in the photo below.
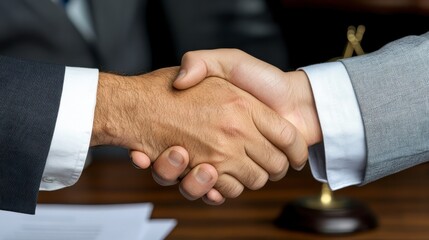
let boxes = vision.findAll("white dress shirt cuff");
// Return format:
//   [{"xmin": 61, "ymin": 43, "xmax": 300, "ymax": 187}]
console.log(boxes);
[
  {"xmin": 40, "ymin": 67, "xmax": 99, "ymax": 190},
  {"xmin": 300, "ymin": 62, "xmax": 366, "ymax": 190}
]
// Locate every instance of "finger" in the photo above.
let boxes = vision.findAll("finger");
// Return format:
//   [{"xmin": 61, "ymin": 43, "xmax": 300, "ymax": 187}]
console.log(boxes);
[
  {"xmin": 179, "ymin": 164, "xmax": 218, "ymax": 200},
  {"xmin": 151, "ymin": 146, "xmax": 189, "ymax": 186},
  {"xmin": 253, "ymin": 107, "xmax": 308, "ymax": 174},
  {"xmin": 228, "ymin": 99, "xmax": 289, "ymax": 182},
  {"xmin": 130, "ymin": 150, "xmax": 151, "ymax": 169},
  {"xmin": 202, "ymin": 189, "xmax": 226, "ymax": 205},
  {"xmin": 244, "ymin": 133, "xmax": 290, "ymax": 182},
  {"xmin": 213, "ymin": 174, "xmax": 244, "ymax": 199},
  {"xmin": 215, "ymin": 155, "xmax": 269, "ymax": 191}
]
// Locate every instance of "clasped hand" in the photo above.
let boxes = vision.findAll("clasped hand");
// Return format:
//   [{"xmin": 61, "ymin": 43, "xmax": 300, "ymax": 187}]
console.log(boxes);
[{"xmin": 101, "ymin": 49, "xmax": 321, "ymax": 205}]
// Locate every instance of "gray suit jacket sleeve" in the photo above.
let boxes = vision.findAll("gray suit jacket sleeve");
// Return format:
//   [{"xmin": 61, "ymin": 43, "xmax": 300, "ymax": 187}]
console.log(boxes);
[
  {"xmin": 340, "ymin": 32, "xmax": 429, "ymax": 185},
  {"xmin": 0, "ymin": 56, "xmax": 65, "ymax": 214}
]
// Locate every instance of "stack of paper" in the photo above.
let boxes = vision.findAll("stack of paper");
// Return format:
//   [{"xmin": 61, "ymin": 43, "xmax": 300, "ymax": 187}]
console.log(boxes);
[{"xmin": 0, "ymin": 203, "xmax": 176, "ymax": 240}]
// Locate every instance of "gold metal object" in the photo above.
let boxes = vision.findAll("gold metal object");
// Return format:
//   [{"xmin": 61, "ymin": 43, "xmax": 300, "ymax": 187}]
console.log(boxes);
[
  {"xmin": 275, "ymin": 25, "xmax": 377, "ymax": 234},
  {"xmin": 300, "ymin": 183, "xmax": 349, "ymax": 210},
  {"xmin": 320, "ymin": 183, "xmax": 332, "ymax": 206},
  {"xmin": 344, "ymin": 25, "xmax": 366, "ymax": 57}
]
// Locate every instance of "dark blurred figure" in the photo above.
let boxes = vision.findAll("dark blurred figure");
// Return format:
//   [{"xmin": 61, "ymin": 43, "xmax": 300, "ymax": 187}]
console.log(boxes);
[
  {"xmin": 0, "ymin": 0, "xmax": 151, "ymax": 73},
  {"xmin": 0, "ymin": 0, "xmax": 289, "ymax": 74}
]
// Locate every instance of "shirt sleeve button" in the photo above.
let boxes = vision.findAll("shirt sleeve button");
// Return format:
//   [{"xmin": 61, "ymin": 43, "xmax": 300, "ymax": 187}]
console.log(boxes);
[{"xmin": 42, "ymin": 176, "xmax": 56, "ymax": 183}]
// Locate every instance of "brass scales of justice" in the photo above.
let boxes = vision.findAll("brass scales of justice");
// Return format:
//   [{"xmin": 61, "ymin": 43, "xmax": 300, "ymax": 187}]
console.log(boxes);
[{"xmin": 274, "ymin": 25, "xmax": 378, "ymax": 234}]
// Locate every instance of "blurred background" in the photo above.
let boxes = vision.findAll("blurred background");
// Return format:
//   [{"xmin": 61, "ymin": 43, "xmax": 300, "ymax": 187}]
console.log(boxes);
[
  {"xmin": 2, "ymin": 0, "xmax": 428, "ymax": 159},
  {"xmin": 3, "ymin": 0, "xmax": 428, "ymax": 71}
]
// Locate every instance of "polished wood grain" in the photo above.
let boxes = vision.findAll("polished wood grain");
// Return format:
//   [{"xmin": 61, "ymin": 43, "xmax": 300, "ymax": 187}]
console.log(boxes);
[{"xmin": 38, "ymin": 157, "xmax": 429, "ymax": 240}]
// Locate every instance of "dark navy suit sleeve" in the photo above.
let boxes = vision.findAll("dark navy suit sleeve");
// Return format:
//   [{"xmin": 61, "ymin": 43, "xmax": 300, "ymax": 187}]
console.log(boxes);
[{"xmin": 0, "ymin": 56, "xmax": 65, "ymax": 214}]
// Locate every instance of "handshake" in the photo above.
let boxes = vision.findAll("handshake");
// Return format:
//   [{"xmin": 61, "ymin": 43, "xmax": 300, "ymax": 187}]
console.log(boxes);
[{"xmin": 91, "ymin": 49, "xmax": 323, "ymax": 205}]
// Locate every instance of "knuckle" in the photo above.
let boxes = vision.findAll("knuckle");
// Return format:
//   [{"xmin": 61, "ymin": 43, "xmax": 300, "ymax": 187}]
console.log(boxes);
[
  {"xmin": 216, "ymin": 180, "xmax": 244, "ymax": 199},
  {"xmin": 294, "ymin": 150, "xmax": 309, "ymax": 170},
  {"xmin": 270, "ymin": 160, "xmax": 289, "ymax": 181},
  {"xmin": 217, "ymin": 98, "xmax": 250, "ymax": 138},
  {"xmin": 247, "ymin": 172, "xmax": 269, "ymax": 190},
  {"xmin": 181, "ymin": 51, "xmax": 194, "ymax": 61},
  {"xmin": 219, "ymin": 121, "xmax": 244, "ymax": 138},
  {"xmin": 216, "ymin": 118, "xmax": 245, "ymax": 140},
  {"xmin": 298, "ymin": 151, "xmax": 309, "ymax": 165},
  {"xmin": 262, "ymin": 144, "xmax": 289, "ymax": 176},
  {"xmin": 232, "ymin": 95, "xmax": 251, "ymax": 111},
  {"xmin": 227, "ymin": 185, "xmax": 244, "ymax": 198},
  {"xmin": 270, "ymin": 155, "xmax": 289, "ymax": 176},
  {"xmin": 279, "ymin": 124, "xmax": 297, "ymax": 147},
  {"xmin": 208, "ymin": 145, "xmax": 230, "ymax": 166},
  {"xmin": 230, "ymin": 48, "xmax": 245, "ymax": 56}
]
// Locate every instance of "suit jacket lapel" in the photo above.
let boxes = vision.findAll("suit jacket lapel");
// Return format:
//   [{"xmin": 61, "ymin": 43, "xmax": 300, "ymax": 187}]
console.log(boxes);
[
  {"xmin": 10, "ymin": 0, "xmax": 97, "ymax": 66},
  {"xmin": 23, "ymin": 0, "xmax": 81, "ymax": 39}
]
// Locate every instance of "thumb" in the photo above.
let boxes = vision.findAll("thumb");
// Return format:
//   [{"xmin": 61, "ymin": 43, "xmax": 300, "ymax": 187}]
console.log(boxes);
[
  {"xmin": 174, "ymin": 49, "xmax": 287, "ymax": 113},
  {"xmin": 173, "ymin": 49, "xmax": 235, "ymax": 90},
  {"xmin": 173, "ymin": 55, "xmax": 208, "ymax": 90}
]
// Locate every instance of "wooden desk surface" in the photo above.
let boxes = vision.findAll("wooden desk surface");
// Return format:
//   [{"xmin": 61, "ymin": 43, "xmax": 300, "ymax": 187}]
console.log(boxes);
[{"xmin": 38, "ymin": 158, "xmax": 429, "ymax": 240}]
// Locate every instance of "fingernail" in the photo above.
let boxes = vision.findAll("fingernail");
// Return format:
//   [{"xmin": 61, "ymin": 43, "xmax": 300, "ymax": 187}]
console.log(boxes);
[
  {"xmin": 168, "ymin": 150, "xmax": 184, "ymax": 167},
  {"xmin": 195, "ymin": 169, "xmax": 212, "ymax": 184},
  {"xmin": 175, "ymin": 70, "xmax": 186, "ymax": 80},
  {"xmin": 296, "ymin": 163, "xmax": 306, "ymax": 171},
  {"xmin": 129, "ymin": 155, "xmax": 141, "ymax": 169},
  {"xmin": 131, "ymin": 161, "xmax": 141, "ymax": 169}
]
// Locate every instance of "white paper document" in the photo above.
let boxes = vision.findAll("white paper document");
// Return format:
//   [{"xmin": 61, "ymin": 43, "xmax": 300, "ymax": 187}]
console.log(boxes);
[{"xmin": 0, "ymin": 203, "xmax": 176, "ymax": 240}]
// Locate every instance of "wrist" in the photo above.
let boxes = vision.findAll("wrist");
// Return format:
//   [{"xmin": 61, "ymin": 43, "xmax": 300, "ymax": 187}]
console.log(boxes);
[
  {"xmin": 89, "ymin": 68, "xmax": 180, "ymax": 158},
  {"xmin": 90, "ymin": 72, "xmax": 139, "ymax": 147},
  {"xmin": 284, "ymin": 70, "xmax": 323, "ymax": 146}
]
